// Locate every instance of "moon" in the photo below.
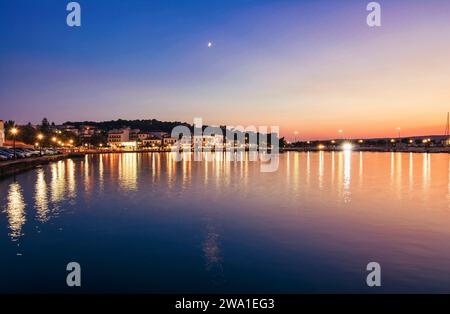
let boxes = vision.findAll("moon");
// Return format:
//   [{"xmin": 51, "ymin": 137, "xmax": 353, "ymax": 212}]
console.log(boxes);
[{"xmin": 207, "ymin": 42, "xmax": 213, "ymax": 48}]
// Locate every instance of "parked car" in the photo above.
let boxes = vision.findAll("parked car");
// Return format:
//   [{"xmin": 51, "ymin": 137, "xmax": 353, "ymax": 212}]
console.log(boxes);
[
  {"xmin": 0, "ymin": 148, "xmax": 26, "ymax": 158},
  {"xmin": 44, "ymin": 149, "xmax": 60, "ymax": 155},
  {"xmin": 22, "ymin": 148, "xmax": 41, "ymax": 157},
  {"xmin": 0, "ymin": 152, "xmax": 12, "ymax": 160},
  {"xmin": 14, "ymin": 148, "xmax": 34, "ymax": 158},
  {"xmin": 0, "ymin": 148, "xmax": 15, "ymax": 159},
  {"xmin": 0, "ymin": 154, "xmax": 8, "ymax": 161}
]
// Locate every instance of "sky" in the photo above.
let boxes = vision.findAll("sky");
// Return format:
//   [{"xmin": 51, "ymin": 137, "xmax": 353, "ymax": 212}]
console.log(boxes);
[{"xmin": 0, "ymin": 0, "xmax": 449, "ymax": 139}]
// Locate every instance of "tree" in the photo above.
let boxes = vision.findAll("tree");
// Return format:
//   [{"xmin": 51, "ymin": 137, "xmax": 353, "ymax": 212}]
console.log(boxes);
[
  {"xmin": 279, "ymin": 137, "xmax": 288, "ymax": 148},
  {"xmin": 40, "ymin": 118, "xmax": 51, "ymax": 135},
  {"xmin": 17, "ymin": 123, "xmax": 38, "ymax": 145}
]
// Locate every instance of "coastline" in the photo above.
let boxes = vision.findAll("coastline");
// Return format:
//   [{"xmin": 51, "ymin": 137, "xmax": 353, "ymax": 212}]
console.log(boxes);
[
  {"xmin": 0, "ymin": 154, "xmax": 83, "ymax": 179},
  {"xmin": 282, "ymin": 146, "xmax": 450, "ymax": 154}
]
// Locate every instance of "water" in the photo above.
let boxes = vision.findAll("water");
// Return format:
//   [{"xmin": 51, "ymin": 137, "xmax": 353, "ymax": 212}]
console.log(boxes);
[{"xmin": 0, "ymin": 152, "xmax": 449, "ymax": 293}]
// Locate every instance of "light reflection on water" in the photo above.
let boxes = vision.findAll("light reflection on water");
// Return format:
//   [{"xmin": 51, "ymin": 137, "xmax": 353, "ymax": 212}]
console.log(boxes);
[
  {"xmin": 5, "ymin": 181, "xmax": 26, "ymax": 240},
  {"xmin": 35, "ymin": 168, "xmax": 49, "ymax": 222},
  {"xmin": 0, "ymin": 152, "xmax": 449, "ymax": 293}
]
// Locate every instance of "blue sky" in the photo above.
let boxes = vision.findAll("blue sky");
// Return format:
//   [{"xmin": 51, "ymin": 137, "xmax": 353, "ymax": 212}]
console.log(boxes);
[{"xmin": 1, "ymin": 0, "xmax": 449, "ymax": 138}]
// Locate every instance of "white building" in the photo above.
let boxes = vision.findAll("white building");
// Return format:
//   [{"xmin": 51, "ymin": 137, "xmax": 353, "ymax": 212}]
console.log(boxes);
[
  {"xmin": 0, "ymin": 120, "xmax": 4, "ymax": 147},
  {"xmin": 59, "ymin": 124, "xmax": 79, "ymax": 136},
  {"xmin": 162, "ymin": 136, "xmax": 177, "ymax": 147},
  {"xmin": 192, "ymin": 134, "xmax": 224, "ymax": 148},
  {"xmin": 137, "ymin": 133, "xmax": 150, "ymax": 141},
  {"xmin": 107, "ymin": 128, "xmax": 131, "ymax": 147},
  {"xmin": 142, "ymin": 138, "xmax": 162, "ymax": 147}
]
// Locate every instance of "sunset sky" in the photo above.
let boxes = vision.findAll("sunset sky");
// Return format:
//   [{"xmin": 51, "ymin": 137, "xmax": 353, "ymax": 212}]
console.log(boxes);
[{"xmin": 0, "ymin": 0, "xmax": 449, "ymax": 139}]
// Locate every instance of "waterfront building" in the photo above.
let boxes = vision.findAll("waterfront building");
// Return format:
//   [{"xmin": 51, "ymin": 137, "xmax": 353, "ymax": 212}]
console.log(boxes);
[
  {"xmin": 147, "ymin": 131, "xmax": 168, "ymax": 139},
  {"xmin": 129, "ymin": 129, "xmax": 141, "ymax": 141},
  {"xmin": 59, "ymin": 124, "xmax": 79, "ymax": 136},
  {"xmin": 142, "ymin": 138, "xmax": 162, "ymax": 147},
  {"xmin": 79, "ymin": 125, "xmax": 98, "ymax": 138},
  {"xmin": 178, "ymin": 136, "xmax": 193, "ymax": 148},
  {"xmin": 120, "ymin": 141, "xmax": 138, "ymax": 150},
  {"xmin": 162, "ymin": 136, "xmax": 177, "ymax": 147},
  {"xmin": 108, "ymin": 128, "xmax": 131, "ymax": 148},
  {"xmin": 137, "ymin": 132, "xmax": 150, "ymax": 141}
]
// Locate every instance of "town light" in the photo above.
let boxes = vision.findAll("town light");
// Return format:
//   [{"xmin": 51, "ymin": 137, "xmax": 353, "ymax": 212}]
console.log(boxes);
[
  {"xmin": 390, "ymin": 139, "xmax": 395, "ymax": 143},
  {"xmin": 69, "ymin": 139, "xmax": 74, "ymax": 144},
  {"xmin": 52, "ymin": 137, "xmax": 57, "ymax": 142},
  {"xmin": 36, "ymin": 134, "xmax": 44, "ymax": 155},
  {"xmin": 358, "ymin": 139, "xmax": 363, "ymax": 143},
  {"xmin": 10, "ymin": 127, "xmax": 18, "ymax": 159},
  {"xmin": 317, "ymin": 144, "xmax": 325, "ymax": 150},
  {"xmin": 342, "ymin": 142, "xmax": 353, "ymax": 150}
]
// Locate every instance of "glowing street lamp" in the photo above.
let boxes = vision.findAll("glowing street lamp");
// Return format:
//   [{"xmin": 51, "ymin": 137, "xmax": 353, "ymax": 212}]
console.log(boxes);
[
  {"xmin": 37, "ymin": 133, "xmax": 44, "ymax": 156},
  {"xmin": 342, "ymin": 142, "xmax": 353, "ymax": 150},
  {"xmin": 10, "ymin": 127, "xmax": 18, "ymax": 159}
]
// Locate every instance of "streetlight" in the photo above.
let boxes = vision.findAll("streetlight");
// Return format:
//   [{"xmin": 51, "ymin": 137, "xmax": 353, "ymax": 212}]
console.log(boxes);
[
  {"xmin": 37, "ymin": 133, "xmax": 44, "ymax": 156},
  {"xmin": 10, "ymin": 127, "xmax": 18, "ymax": 159}
]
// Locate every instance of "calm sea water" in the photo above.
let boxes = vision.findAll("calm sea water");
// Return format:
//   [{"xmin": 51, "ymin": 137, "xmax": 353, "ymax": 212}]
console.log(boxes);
[{"xmin": 0, "ymin": 152, "xmax": 449, "ymax": 293}]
